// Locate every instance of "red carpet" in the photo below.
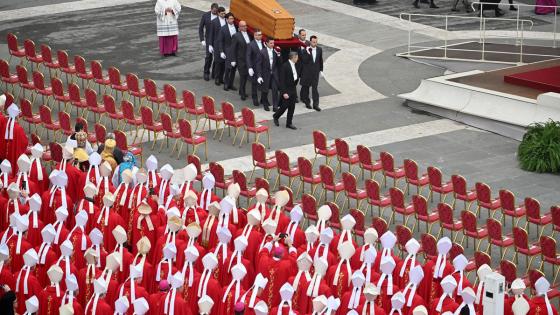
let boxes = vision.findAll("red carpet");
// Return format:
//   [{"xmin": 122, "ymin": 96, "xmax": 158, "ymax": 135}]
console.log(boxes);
[{"xmin": 504, "ymin": 66, "xmax": 560, "ymax": 93}]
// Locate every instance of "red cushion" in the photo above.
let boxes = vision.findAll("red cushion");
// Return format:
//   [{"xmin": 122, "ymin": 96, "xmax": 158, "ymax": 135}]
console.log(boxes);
[
  {"xmin": 528, "ymin": 213, "xmax": 552, "ymax": 225},
  {"xmin": 247, "ymin": 124, "xmax": 268, "ymax": 133},
  {"xmin": 417, "ymin": 212, "xmax": 440, "ymax": 223},
  {"xmin": 369, "ymin": 196, "xmax": 391, "ymax": 207},
  {"xmin": 2, "ymin": 75, "xmax": 19, "ymax": 84}
]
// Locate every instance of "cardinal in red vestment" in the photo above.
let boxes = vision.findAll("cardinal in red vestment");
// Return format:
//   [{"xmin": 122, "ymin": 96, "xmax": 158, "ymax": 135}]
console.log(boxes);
[
  {"xmin": 326, "ymin": 241, "xmax": 355, "ymax": 298},
  {"xmin": 257, "ymin": 241, "xmax": 297, "ymax": 309},
  {"xmin": 399, "ymin": 265, "xmax": 426, "ymax": 315},
  {"xmin": 234, "ymin": 209, "xmax": 263, "ymax": 265},
  {"xmin": 132, "ymin": 200, "xmax": 162, "ymax": 251},
  {"xmin": 25, "ymin": 194, "xmax": 44, "ymax": 247},
  {"xmin": 39, "ymin": 265, "xmax": 64, "ymax": 315},
  {"xmin": 112, "ymin": 169, "xmax": 133, "ymax": 227},
  {"xmin": 181, "ymin": 191, "xmax": 207, "ymax": 226},
  {"xmin": 395, "ymin": 238, "xmax": 421, "ymax": 289},
  {"xmin": 298, "ymin": 257, "xmax": 332, "ymax": 314},
  {"xmin": 288, "ymin": 252, "xmax": 312, "ymax": 312},
  {"xmin": 429, "ymin": 275, "xmax": 459, "ymax": 314},
  {"xmin": 219, "ymin": 263, "xmax": 248, "ymax": 315},
  {"xmin": 28, "ymin": 144, "xmax": 50, "ymax": 194},
  {"xmin": 40, "ymin": 170, "xmax": 73, "ymax": 225},
  {"xmin": 504, "ymin": 278, "xmax": 532, "ymax": 315},
  {"xmin": 77, "ymin": 248, "xmax": 103, "ymax": 306},
  {"xmin": 15, "ymin": 249, "xmax": 42, "ymax": 314},
  {"xmin": 94, "ymin": 192, "xmax": 126, "ymax": 251},
  {"xmin": 95, "ymin": 161, "xmax": 116, "ymax": 207},
  {"xmin": 194, "ymin": 253, "xmax": 222, "ymax": 315},
  {"xmin": 7, "ymin": 214, "xmax": 33, "ymax": 273},
  {"xmin": 529, "ymin": 277, "xmax": 559, "ymax": 315},
  {"xmin": 84, "ymin": 278, "xmax": 112, "ymax": 315},
  {"xmin": 0, "ymin": 103, "xmax": 28, "ymax": 175},
  {"xmin": 157, "ymin": 271, "xmax": 193, "ymax": 315},
  {"xmin": 197, "ymin": 173, "xmax": 220, "ymax": 212},
  {"xmin": 66, "ymin": 210, "xmax": 92, "ymax": 270},
  {"xmin": 236, "ymin": 273, "xmax": 269, "ymax": 315},
  {"xmin": 419, "ymin": 237, "xmax": 454, "ymax": 307}
]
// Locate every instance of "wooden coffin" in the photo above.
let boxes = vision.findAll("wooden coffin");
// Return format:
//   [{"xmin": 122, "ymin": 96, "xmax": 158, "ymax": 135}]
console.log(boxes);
[{"xmin": 230, "ymin": 0, "xmax": 295, "ymax": 40}]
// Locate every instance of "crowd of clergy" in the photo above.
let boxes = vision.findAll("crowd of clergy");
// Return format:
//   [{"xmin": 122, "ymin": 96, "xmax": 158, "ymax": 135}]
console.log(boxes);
[{"xmin": 0, "ymin": 93, "xmax": 558, "ymax": 315}]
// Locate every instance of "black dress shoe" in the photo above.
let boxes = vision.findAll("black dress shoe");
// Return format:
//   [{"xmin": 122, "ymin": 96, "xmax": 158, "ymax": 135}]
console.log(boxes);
[
  {"xmin": 272, "ymin": 107, "xmax": 278, "ymax": 112},
  {"xmin": 229, "ymin": 86, "xmax": 237, "ymax": 91},
  {"xmin": 263, "ymin": 106, "xmax": 270, "ymax": 112},
  {"xmin": 313, "ymin": 106, "xmax": 321, "ymax": 112},
  {"xmin": 204, "ymin": 73, "xmax": 210, "ymax": 81},
  {"xmin": 273, "ymin": 118, "xmax": 279, "ymax": 126},
  {"xmin": 509, "ymin": 5, "xmax": 517, "ymax": 10},
  {"xmin": 495, "ymin": 9, "xmax": 504, "ymax": 16},
  {"xmin": 305, "ymin": 103, "xmax": 312, "ymax": 109},
  {"xmin": 241, "ymin": 95, "xmax": 246, "ymax": 101},
  {"xmin": 286, "ymin": 124, "xmax": 297, "ymax": 130},
  {"xmin": 430, "ymin": 3, "xmax": 439, "ymax": 8},
  {"xmin": 413, "ymin": 2, "xmax": 420, "ymax": 8},
  {"xmin": 223, "ymin": 86, "xmax": 229, "ymax": 91},
  {"xmin": 215, "ymin": 80, "xmax": 221, "ymax": 86},
  {"xmin": 253, "ymin": 102, "xmax": 260, "ymax": 107},
  {"xmin": 295, "ymin": 98, "xmax": 299, "ymax": 103}
]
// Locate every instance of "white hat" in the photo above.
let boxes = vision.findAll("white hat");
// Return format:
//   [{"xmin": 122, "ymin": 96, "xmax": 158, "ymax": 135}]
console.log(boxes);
[
  {"xmin": 254, "ymin": 273, "xmax": 269, "ymax": 289},
  {"xmin": 274, "ymin": 190, "xmax": 290, "ymax": 207},
  {"xmin": 254, "ymin": 301, "xmax": 268, "ymax": 315},
  {"xmin": 380, "ymin": 255, "xmax": 396, "ymax": 274},
  {"xmin": 280, "ymin": 283, "xmax": 295, "ymax": 301},
  {"xmin": 290, "ymin": 205, "xmax": 304, "ymax": 222},
  {"xmin": 363, "ymin": 247, "xmax": 377, "ymax": 264},
  {"xmin": 477, "ymin": 264, "xmax": 492, "ymax": 281},
  {"xmin": 364, "ymin": 283, "xmax": 380, "ymax": 300},
  {"xmin": 7, "ymin": 183, "xmax": 19, "ymax": 199},
  {"xmin": 262, "ymin": 219, "xmax": 277, "ymax": 235},
  {"xmin": 103, "ymin": 192, "xmax": 115, "ymax": 207},
  {"xmin": 89, "ymin": 152, "xmax": 101, "ymax": 166},
  {"xmin": 47, "ymin": 265, "xmax": 64, "ymax": 283},
  {"xmin": 437, "ymin": 237, "xmax": 452, "ymax": 254},
  {"xmin": 255, "ymin": 188, "xmax": 268, "ymax": 203},
  {"xmin": 136, "ymin": 169, "xmax": 148, "ymax": 184},
  {"xmin": 234, "ymin": 236, "xmax": 248, "ymax": 252},
  {"xmin": 441, "ymin": 275, "xmax": 457, "ymax": 293},
  {"xmin": 59, "ymin": 304, "xmax": 74, "ymax": 315},
  {"xmin": 17, "ymin": 154, "xmax": 31, "ymax": 173},
  {"xmin": 460, "ymin": 287, "xmax": 477, "ymax": 304},
  {"xmin": 84, "ymin": 249, "xmax": 99, "ymax": 265},
  {"xmin": 130, "ymin": 264, "xmax": 143, "ymax": 279},
  {"xmin": 408, "ymin": 265, "xmax": 424, "ymax": 285},
  {"xmin": 163, "ymin": 243, "xmax": 178, "ymax": 260},
  {"xmin": 24, "ymin": 295, "xmax": 39, "ymax": 313},
  {"xmin": 60, "ymin": 240, "xmax": 74, "ymax": 256},
  {"xmin": 184, "ymin": 164, "xmax": 197, "ymax": 181},
  {"xmin": 317, "ymin": 205, "xmax": 332, "ymax": 220},
  {"xmin": 319, "ymin": 227, "xmax": 334, "ymax": 244},
  {"xmin": 351, "ymin": 270, "xmax": 366, "ymax": 287},
  {"xmin": 405, "ymin": 238, "xmax": 421, "ymax": 255},
  {"xmin": 93, "ymin": 278, "xmax": 108, "ymax": 295},
  {"xmin": 231, "ymin": 264, "xmax": 247, "ymax": 281},
  {"xmin": 535, "ymin": 277, "xmax": 550, "ymax": 295},
  {"xmin": 7, "ymin": 103, "xmax": 20, "ymax": 118},
  {"xmin": 74, "ymin": 210, "xmax": 88, "ymax": 227},
  {"xmin": 15, "ymin": 214, "xmax": 29, "ymax": 233},
  {"xmin": 0, "ymin": 94, "xmax": 5, "ymax": 106},
  {"xmin": 99, "ymin": 161, "xmax": 112, "ymax": 177},
  {"xmin": 89, "ymin": 228, "xmax": 103, "ymax": 245},
  {"xmin": 314, "ymin": 257, "xmax": 329, "ymax": 275},
  {"xmin": 198, "ymin": 295, "xmax": 214, "ymax": 314},
  {"xmin": 186, "ymin": 223, "xmax": 202, "ymax": 239},
  {"xmin": 511, "ymin": 278, "xmax": 526, "ymax": 295},
  {"xmin": 112, "ymin": 225, "xmax": 127, "ymax": 245},
  {"xmin": 512, "ymin": 297, "xmax": 530, "ymax": 315},
  {"xmin": 105, "ymin": 253, "xmax": 122, "ymax": 272},
  {"xmin": 169, "ymin": 271, "xmax": 184, "ymax": 289},
  {"xmin": 114, "ymin": 296, "xmax": 129, "ymax": 314},
  {"xmin": 0, "ymin": 160, "xmax": 12, "ymax": 173},
  {"xmin": 66, "ymin": 273, "xmax": 78, "ymax": 291},
  {"xmin": 30, "ymin": 143, "xmax": 44, "ymax": 158},
  {"xmin": 202, "ymin": 173, "xmax": 215, "ymax": 189},
  {"xmin": 0, "ymin": 244, "xmax": 9, "ymax": 262},
  {"xmin": 391, "ymin": 292, "xmax": 405, "ymax": 310},
  {"xmin": 364, "ymin": 228, "xmax": 378, "ymax": 245},
  {"xmin": 453, "ymin": 254, "xmax": 468, "ymax": 272},
  {"xmin": 305, "ymin": 225, "xmax": 319, "ymax": 243},
  {"xmin": 28, "ymin": 194, "xmax": 42, "ymax": 212},
  {"xmin": 297, "ymin": 253, "xmax": 313, "ymax": 271},
  {"xmin": 312, "ymin": 295, "xmax": 328, "ymax": 312},
  {"xmin": 160, "ymin": 164, "xmax": 174, "ymax": 180},
  {"xmin": 202, "ymin": 253, "xmax": 219, "ymax": 270},
  {"xmin": 338, "ymin": 241, "xmax": 356, "ymax": 260},
  {"xmin": 83, "ymin": 182, "xmax": 98, "ymax": 198},
  {"xmin": 184, "ymin": 246, "xmax": 200, "ymax": 263},
  {"xmin": 380, "ymin": 231, "xmax": 397, "ymax": 249},
  {"xmin": 55, "ymin": 207, "xmax": 69, "ymax": 222},
  {"xmin": 341, "ymin": 214, "xmax": 356, "ymax": 230},
  {"xmin": 217, "ymin": 227, "xmax": 232, "ymax": 244},
  {"xmin": 133, "ymin": 298, "xmax": 150, "ymax": 315},
  {"xmin": 23, "ymin": 249, "xmax": 39, "ymax": 267},
  {"xmin": 41, "ymin": 224, "xmax": 56, "ymax": 243},
  {"xmin": 227, "ymin": 183, "xmax": 241, "ymax": 199},
  {"xmin": 145, "ymin": 155, "xmax": 158, "ymax": 171},
  {"xmin": 412, "ymin": 305, "xmax": 428, "ymax": 315},
  {"xmin": 62, "ymin": 145, "xmax": 74, "ymax": 160}
]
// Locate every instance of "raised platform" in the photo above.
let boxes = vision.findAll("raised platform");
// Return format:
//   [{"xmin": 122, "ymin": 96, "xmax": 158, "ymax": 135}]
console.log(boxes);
[
  {"xmin": 504, "ymin": 65, "xmax": 560, "ymax": 93},
  {"xmin": 398, "ymin": 61, "xmax": 560, "ymax": 140}
]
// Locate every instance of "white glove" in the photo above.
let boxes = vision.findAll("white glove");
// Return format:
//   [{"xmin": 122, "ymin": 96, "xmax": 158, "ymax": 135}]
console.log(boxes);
[
  {"xmin": 231, "ymin": 61, "xmax": 236, "ymax": 67},
  {"xmin": 220, "ymin": 52, "xmax": 226, "ymax": 59},
  {"xmin": 320, "ymin": 71, "xmax": 323, "ymax": 77},
  {"xmin": 248, "ymin": 68, "xmax": 254, "ymax": 77},
  {"xmin": 208, "ymin": 45, "xmax": 214, "ymax": 53},
  {"xmin": 201, "ymin": 41, "xmax": 206, "ymax": 47},
  {"xmin": 257, "ymin": 77, "xmax": 263, "ymax": 84}
]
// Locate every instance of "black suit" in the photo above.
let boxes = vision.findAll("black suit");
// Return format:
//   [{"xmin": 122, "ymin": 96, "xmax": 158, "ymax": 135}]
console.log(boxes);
[
  {"xmin": 300, "ymin": 46, "xmax": 323, "ymax": 107},
  {"xmin": 217, "ymin": 24, "xmax": 238, "ymax": 89},
  {"xmin": 273, "ymin": 60, "xmax": 299, "ymax": 126},
  {"xmin": 199, "ymin": 11, "xmax": 215, "ymax": 77},
  {"xmin": 246, "ymin": 40, "xmax": 264, "ymax": 106},
  {"xmin": 230, "ymin": 32, "xmax": 251, "ymax": 97},
  {"xmin": 209, "ymin": 17, "xmax": 226, "ymax": 84},
  {"xmin": 256, "ymin": 47, "xmax": 280, "ymax": 109}
]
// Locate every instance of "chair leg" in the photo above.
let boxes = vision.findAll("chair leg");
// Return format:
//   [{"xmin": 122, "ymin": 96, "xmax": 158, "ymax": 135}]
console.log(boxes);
[
  {"xmin": 176, "ymin": 142, "xmax": 185, "ymax": 159},
  {"xmin": 238, "ymin": 130, "xmax": 246, "ymax": 148},
  {"xmin": 232, "ymin": 127, "xmax": 241, "ymax": 146},
  {"xmin": 249, "ymin": 166, "xmax": 256, "ymax": 182}
]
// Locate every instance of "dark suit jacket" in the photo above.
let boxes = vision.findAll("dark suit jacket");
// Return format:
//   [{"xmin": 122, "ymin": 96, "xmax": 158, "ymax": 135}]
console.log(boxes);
[
  {"xmin": 246, "ymin": 40, "xmax": 263, "ymax": 72},
  {"xmin": 256, "ymin": 47, "xmax": 280, "ymax": 90},
  {"xmin": 198, "ymin": 11, "xmax": 213, "ymax": 47},
  {"xmin": 300, "ymin": 46, "xmax": 323, "ymax": 86},
  {"xmin": 278, "ymin": 60, "xmax": 299, "ymax": 97},
  {"xmin": 230, "ymin": 32, "xmax": 251, "ymax": 74},
  {"xmin": 217, "ymin": 24, "xmax": 237, "ymax": 67},
  {"xmin": 209, "ymin": 17, "xmax": 224, "ymax": 57}
]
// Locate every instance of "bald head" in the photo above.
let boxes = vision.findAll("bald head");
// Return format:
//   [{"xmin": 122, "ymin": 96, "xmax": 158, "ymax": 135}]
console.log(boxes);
[{"xmin": 239, "ymin": 20, "xmax": 247, "ymax": 32}]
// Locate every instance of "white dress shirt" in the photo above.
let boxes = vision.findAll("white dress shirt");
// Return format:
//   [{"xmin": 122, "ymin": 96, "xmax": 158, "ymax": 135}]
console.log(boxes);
[
  {"xmin": 257, "ymin": 41, "xmax": 262, "ymax": 50},
  {"xmin": 289, "ymin": 60, "xmax": 297, "ymax": 81},
  {"xmin": 210, "ymin": 13, "xmax": 217, "ymax": 20},
  {"xmin": 241, "ymin": 32, "xmax": 250, "ymax": 44},
  {"xmin": 219, "ymin": 17, "xmax": 225, "ymax": 27},
  {"xmin": 311, "ymin": 47, "xmax": 317, "ymax": 63},
  {"xmin": 267, "ymin": 48, "xmax": 274, "ymax": 69},
  {"xmin": 227, "ymin": 23, "xmax": 236, "ymax": 36}
]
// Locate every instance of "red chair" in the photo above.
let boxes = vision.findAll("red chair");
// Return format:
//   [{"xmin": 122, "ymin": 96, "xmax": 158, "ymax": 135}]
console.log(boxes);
[
  {"xmin": 140, "ymin": 106, "xmax": 163, "ymax": 150},
  {"xmin": 74, "ymin": 55, "xmax": 93, "ymax": 87},
  {"xmin": 421, "ymin": 233, "xmax": 438, "ymax": 261},
  {"xmin": 250, "ymin": 142, "xmax": 276, "ymax": 181},
  {"xmin": 388, "ymin": 187, "xmax": 415, "ymax": 227},
  {"xmin": 427, "ymin": 166, "xmax": 453, "ymax": 203},
  {"xmin": 68, "ymin": 83, "xmax": 87, "ymax": 116},
  {"xmin": 103, "ymin": 95, "xmax": 124, "ymax": 129},
  {"xmin": 528, "ymin": 269, "xmax": 545, "ymax": 296},
  {"xmin": 539, "ymin": 236, "xmax": 560, "ymax": 283},
  {"xmin": 512, "ymin": 227, "xmax": 541, "ymax": 273},
  {"xmin": 274, "ymin": 150, "xmax": 300, "ymax": 191},
  {"xmin": 296, "ymin": 156, "xmax": 321, "ymax": 196},
  {"xmin": 40, "ymin": 45, "xmax": 59, "ymax": 77},
  {"xmin": 59, "ymin": 111, "xmax": 73, "ymax": 138},
  {"xmin": 403, "ymin": 159, "xmax": 429, "ymax": 195},
  {"xmin": 395, "ymin": 224, "xmax": 413, "ymax": 258},
  {"xmin": 474, "ymin": 182, "xmax": 501, "ymax": 218},
  {"xmin": 23, "ymin": 39, "xmax": 43, "ymax": 70},
  {"xmin": 57, "ymin": 50, "xmax": 76, "ymax": 82},
  {"xmin": 32, "ymin": 71, "xmax": 52, "ymax": 105},
  {"xmin": 187, "ymin": 154, "xmax": 203, "ymax": 183},
  {"xmin": 39, "ymin": 105, "xmax": 61, "ymax": 141},
  {"xmin": 144, "ymin": 78, "xmax": 165, "ymax": 112},
  {"xmin": 75, "ymin": 117, "xmax": 97, "ymax": 144},
  {"xmin": 474, "ymin": 251, "xmax": 492, "ymax": 270},
  {"xmin": 551, "ymin": 205, "xmax": 560, "ymax": 237},
  {"xmin": 498, "ymin": 189, "xmax": 526, "ymax": 227},
  {"xmin": 486, "ymin": 218, "xmax": 513, "ymax": 260},
  {"xmin": 126, "ymin": 73, "xmax": 146, "ymax": 105},
  {"xmin": 413, "ymin": 194, "xmax": 439, "ymax": 233},
  {"xmin": 318, "ymin": 164, "xmax": 344, "ymax": 204},
  {"xmin": 108, "ymin": 67, "xmax": 128, "ymax": 99},
  {"xmin": 450, "ymin": 174, "xmax": 477, "ymax": 210},
  {"xmin": 159, "ymin": 112, "xmax": 181, "ymax": 153},
  {"xmin": 312, "ymin": 130, "xmax": 337, "ymax": 167},
  {"xmin": 178, "ymin": 119, "xmax": 207, "ymax": 160},
  {"xmin": 49, "ymin": 142, "xmax": 63, "ymax": 164},
  {"xmin": 240, "ymin": 107, "xmax": 270, "ymax": 148},
  {"xmin": 232, "ymin": 170, "xmax": 256, "ymax": 206},
  {"xmin": 380, "ymin": 151, "xmax": 405, "ymax": 187},
  {"xmin": 183, "ymin": 90, "xmax": 205, "ymax": 130},
  {"xmin": 220, "ymin": 101, "xmax": 243, "ymax": 144},
  {"xmin": 460, "ymin": 210, "xmax": 488, "ymax": 252},
  {"xmin": 327, "ymin": 202, "xmax": 342, "ymax": 231},
  {"xmin": 365, "ymin": 178, "xmax": 391, "ymax": 217},
  {"xmin": 523, "ymin": 197, "xmax": 552, "ymax": 238},
  {"xmin": 356, "ymin": 145, "xmax": 382, "ymax": 180},
  {"xmin": 351, "ymin": 209, "xmax": 366, "ymax": 239},
  {"xmin": 209, "ymin": 162, "xmax": 232, "ymax": 194},
  {"xmin": 301, "ymin": 193, "xmax": 318, "ymax": 225},
  {"xmin": 122, "ymin": 100, "xmax": 143, "ymax": 144},
  {"xmin": 51, "ymin": 77, "xmax": 70, "ymax": 112},
  {"xmin": 7, "ymin": 33, "xmax": 26, "ymax": 64},
  {"xmin": 94, "ymin": 123, "xmax": 107, "ymax": 146},
  {"xmin": 371, "ymin": 217, "xmax": 388, "ymax": 244},
  {"xmin": 91, "ymin": 61, "xmax": 110, "ymax": 94},
  {"xmin": 20, "ymin": 98, "xmax": 41, "ymax": 133},
  {"xmin": 0, "ymin": 59, "xmax": 19, "ymax": 93},
  {"xmin": 341, "ymin": 171, "xmax": 367, "ymax": 211},
  {"xmin": 499, "ymin": 260, "xmax": 521, "ymax": 288},
  {"xmin": 202, "ymin": 95, "xmax": 224, "ymax": 139},
  {"xmin": 114, "ymin": 130, "xmax": 143, "ymax": 165},
  {"xmin": 85, "ymin": 88, "xmax": 106, "ymax": 123},
  {"xmin": 163, "ymin": 84, "xmax": 185, "ymax": 118},
  {"xmin": 334, "ymin": 138, "xmax": 359, "ymax": 174},
  {"xmin": 436, "ymin": 202, "xmax": 463, "ymax": 242},
  {"xmin": 16, "ymin": 65, "xmax": 35, "ymax": 101},
  {"xmin": 255, "ymin": 178, "xmax": 270, "ymax": 199}
]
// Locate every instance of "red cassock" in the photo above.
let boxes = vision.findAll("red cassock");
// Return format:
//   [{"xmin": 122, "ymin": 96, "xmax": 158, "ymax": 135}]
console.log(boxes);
[
  {"xmin": 64, "ymin": 300, "xmax": 85, "ymax": 315},
  {"xmin": 297, "ymin": 278, "xmax": 332, "ymax": 315},
  {"xmin": 85, "ymin": 297, "xmax": 112, "ymax": 315},
  {"xmin": 429, "ymin": 295, "xmax": 460, "ymax": 314},
  {"xmin": 262, "ymin": 210, "xmax": 290, "ymax": 234},
  {"xmin": 38, "ymin": 286, "xmax": 63, "ymax": 315},
  {"xmin": 76, "ymin": 199, "xmax": 100, "ymax": 234},
  {"xmin": 234, "ymin": 228, "xmax": 264, "ymax": 266},
  {"xmin": 0, "ymin": 199, "xmax": 29, "ymax": 230},
  {"xmin": 15, "ymin": 269, "xmax": 42, "ymax": 314},
  {"xmin": 54, "ymin": 259, "xmax": 79, "ymax": 291},
  {"xmin": 212, "ymin": 247, "xmax": 234, "ymax": 285},
  {"xmin": 66, "ymin": 229, "xmax": 92, "ymax": 270},
  {"xmin": 118, "ymin": 282, "xmax": 150, "ymax": 314},
  {"xmin": 6, "ymin": 236, "xmax": 32, "ymax": 272},
  {"xmin": 94, "ymin": 212, "xmax": 126, "ymax": 251},
  {"xmin": 181, "ymin": 271, "xmax": 200, "ymax": 308},
  {"xmin": 360, "ymin": 301, "xmax": 388, "ymax": 315},
  {"xmin": 29, "ymin": 160, "xmax": 50, "ymax": 193},
  {"xmin": 26, "ymin": 215, "xmax": 44, "ymax": 247},
  {"xmin": 330, "ymin": 232, "xmax": 358, "ymax": 254},
  {"xmin": 376, "ymin": 279, "xmax": 400, "ymax": 313},
  {"xmin": 178, "ymin": 183, "xmax": 198, "ymax": 201},
  {"xmin": 40, "ymin": 189, "xmax": 73, "ymax": 225},
  {"xmin": 197, "ymin": 190, "xmax": 220, "ymax": 211},
  {"xmin": 152, "ymin": 262, "xmax": 179, "ymax": 293},
  {"xmin": 218, "ymin": 286, "xmax": 247, "ymax": 315},
  {"xmin": 288, "ymin": 275, "xmax": 310, "ymax": 312},
  {"xmin": 230, "ymin": 208, "xmax": 247, "ymax": 231},
  {"xmin": 181, "ymin": 206, "xmax": 208, "ymax": 226},
  {"xmin": 194, "ymin": 274, "xmax": 222, "ymax": 315},
  {"xmin": 395, "ymin": 259, "xmax": 422, "ymax": 289},
  {"xmin": 35, "ymin": 247, "xmax": 58, "ymax": 287},
  {"xmin": 95, "ymin": 178, "xmax": 116, "ymax": 206},
  {"xmin": 199, "ymin": 217, "xmax": 237, "ymax": 250},
  {"xmin": 0, "ymin": 265, "xmax": 16, "ymax": 292},
  {"xmin": 0, "ymin": 120, "xmax": 28, "ymax": 174},
  {"xmin": 152, "ymin": 230, "xmax": 188, "ymax": 265},
  {"xmin": 224, "ymin": 255, "xmax": 255, "ymax": 287},
  {"xmin": 401, "ymin": 291, "xmax": 426, "ymax": 315},
  {"xmin": 419, "ymin": 258, "xmax": 454, "ymax": 307},
  {"xmin": 308, "ymin": 244, "xmax": 338, "ymax": 268},
  {"xmin": 237, "ymin": 288, "xmax": 265, "ymax": 315},
  {"xmin": 131, "ymin": 256, "xmax": 155, "ymax": 294},
  {"xmin": 112, "ymin": 185, "xmax": 132, "ymax": 224},
  {"xmin": 56, "ymin": 161, "xmax": 86, "ymax": 210},
  {"xmin": 128, "ymin": 184, "xmax": 148, "ymax": 210},
  {"xmin": 156, "ymin": 292, "xmax": 193, "ymax": 315},
  {"xmin": 270, "ymin": 305, "xmax": 301, "ymax": 315},
  {"xmin": 338, "ymin": 290, "xmax": 365, "ymax": 315},
  {"xmin": 52, "ymin": 225, "xmax": 70, "ymax": 255},
  {"xmin": 326, "ymin": 262, "xmax": 353, "ymax": 298},
  {"xmin": 104, "ymin": 274, "xmax": 122, "ymax": 308},
  {"xmin": 257, "ymin": 248, "xmax": 298, "ymax": 309},
  {"xmin": 504, "ymin": 295, "xmax": 532, "ymax": 315},
  {"xmin": 528, "ymin": 297, "xmax": 559, "ymax": 315},
  {"xmin": 112, "ymin": 248, "xmax": 134, "ymax": 283},
  {"xmin": 77, "ymin": 267, "xmax": 103, "ymax": 306},
  {"xmin": 131, "ymin": 211, "xmax": 162, "ymax": 252},
  {"xmin": 285, "ymin": 225, "xmax": 306, "ymax": 249},
  {"xmin": 150, "ymin": 292, "xmax": 167, "ymax": 315}
]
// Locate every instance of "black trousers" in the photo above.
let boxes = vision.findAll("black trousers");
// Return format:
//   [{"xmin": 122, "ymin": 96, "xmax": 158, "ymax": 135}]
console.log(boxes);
[
  {"xmin": 203, "ymin": 51, "xmax": 213, "ymax": 75},
  {"xmin": 261, "ymin": 78, "xmax": 279, "ymax": 108},
  {"xmin": 238, "ymin": 72, "xmax": 248, "ymax": 96},
  {"xmin": 300, "ymin": 82, "xmax": 319, "ymax": 106},
  {"xmin": 273, "ymin": 94, "xmax": 296, "ymax": 126},
  {"xmin": 224, "ymin": 65, "xmax": 237, "ymax": 88},
  {"xmin": 250, "ymin": 77, "xmax": 260, "ymax": 106},
  {"xmin": 214, "ymin": 61, "xmax": 225, "ymax": 84}
]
